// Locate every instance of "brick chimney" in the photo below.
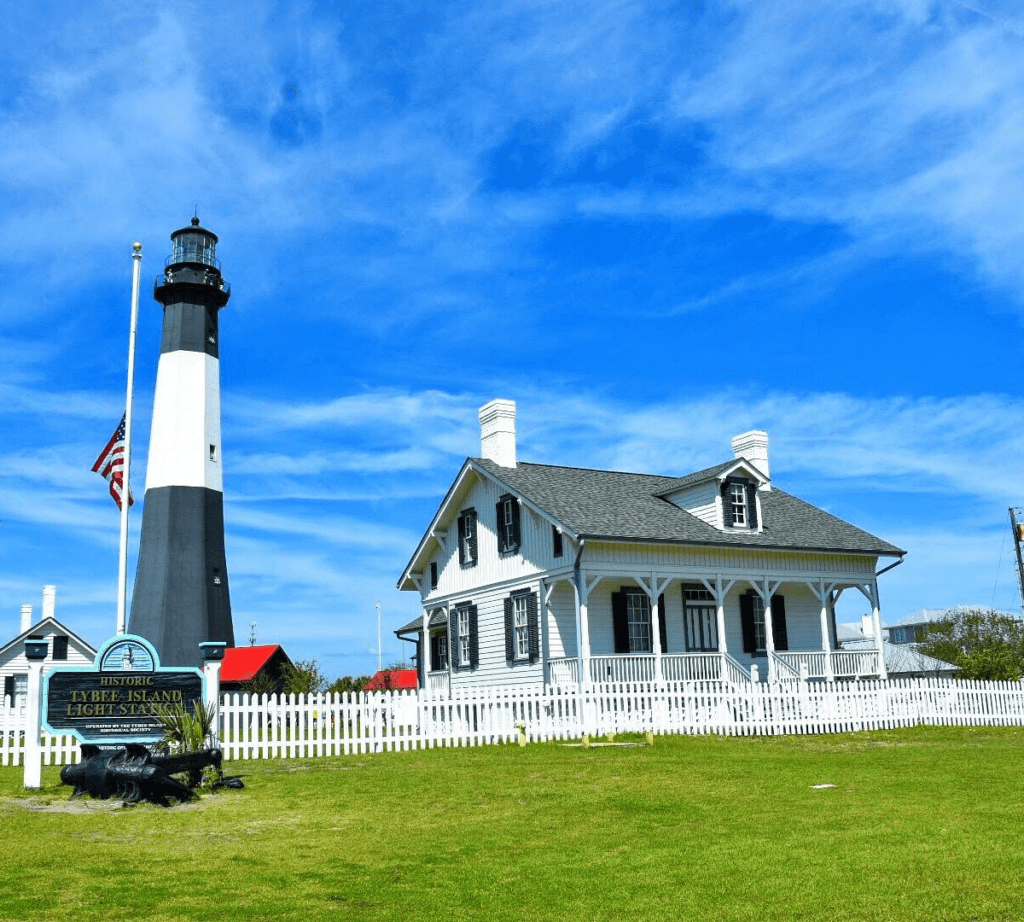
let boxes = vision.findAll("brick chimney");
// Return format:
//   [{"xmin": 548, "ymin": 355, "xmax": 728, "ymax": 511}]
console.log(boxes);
[
  {"xmin": 479, "ymin": 399, "xmax": 517, "ymax": 468},
  {"xmin": 731, "ymin": 430, "xmax": 770, "ymax": 489}
]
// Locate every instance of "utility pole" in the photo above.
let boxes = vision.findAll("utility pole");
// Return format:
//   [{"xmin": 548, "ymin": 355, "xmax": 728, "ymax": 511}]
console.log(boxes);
[
  {"xmin": 376, "ymin": 601, "xmax": 382, "ymax": 673},
  {"xmin": 1010, "ymin": 507, "xmax": 1024, "ymax": 613}
]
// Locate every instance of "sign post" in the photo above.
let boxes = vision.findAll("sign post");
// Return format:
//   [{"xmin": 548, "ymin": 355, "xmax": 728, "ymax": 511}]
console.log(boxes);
[{"xmin": 22, "ymin": 637, "xmax": 49, "ymax": 789}]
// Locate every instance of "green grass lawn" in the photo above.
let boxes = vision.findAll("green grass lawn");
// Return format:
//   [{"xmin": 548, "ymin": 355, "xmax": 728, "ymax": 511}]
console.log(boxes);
[{"xmin": 2, "ymin": 726, "xmax": 1023, "ymax": 921}]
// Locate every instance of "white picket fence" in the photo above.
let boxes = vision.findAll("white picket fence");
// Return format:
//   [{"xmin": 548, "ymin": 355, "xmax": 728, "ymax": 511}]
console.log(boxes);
[{"xmin": 4, "ymin": 677, "xmax": 1024, "ymax": 766}]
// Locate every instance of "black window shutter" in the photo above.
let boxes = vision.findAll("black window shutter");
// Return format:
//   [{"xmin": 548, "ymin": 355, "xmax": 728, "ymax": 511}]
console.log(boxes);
[
  {"xmin": 53, "ymin": 636, "xmax": 69, "ymax": 660},
  {"xmin": 746, "ymin": 483, "xmax": 758, "ymax": 529},
  {"xmin": 511, "ymin": 498, "xmax": 521, "ymax": 550},
  {"xmin": 430, "ymin": 562, "xmax": 438, "ymax": 589},
  {"xmin": 3, "ymin": 675, "xmax": 13, "ymax": 702},
  {"xmin": 740, "ymin": 592, "xmax": 756, "ymax": 653},
  {"xmin": 449, "ymin": 608, "xmax": 460, "ymax": 667},
  {"xmin": 504, "ymin": 596, "xmax": 515, "ymax": 661},
  {"xmin": 468, "ymin": 513, "xmax": 478, "ymax": 565},
  {"xmin": 552, "ymin": 527, "xmax": 563, "ymax": 558},
  {"xmin": 527, "ymin": 592, "xmax": 540, "ymax": 664},
  {"xmin": 495, "ymin": 499, "xmax": 506, "ymax": 552},
  {"xmin": 457, "ymin": 514, "xmax": 466, "ymax": 565},
  {"xmin": 612, "ymin": 590, "xmax": 629, "ymax": 654},
  {"xmin": 468, "ymin": 605, "xmax": 479, "ymax": 668},
  {"xmin": 721, "ymin": 481, "xmax": 734, "ymax": 526},
  {"xmin": 771, "ymin": 594, "xmax": 788, "ymax": 651},
  {"xmin": 658, "ymin": 593, "xmax": 668, "ymax": 653},
  {"xmin": 417, "ymin": 637, "xmax": 425, "ymax": 685}
]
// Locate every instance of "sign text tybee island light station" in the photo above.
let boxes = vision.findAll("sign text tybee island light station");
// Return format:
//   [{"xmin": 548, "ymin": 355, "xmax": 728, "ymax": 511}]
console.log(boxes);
[{"xmin": 41, "ymin": 635, "xmax": 205, "ymax": 745}]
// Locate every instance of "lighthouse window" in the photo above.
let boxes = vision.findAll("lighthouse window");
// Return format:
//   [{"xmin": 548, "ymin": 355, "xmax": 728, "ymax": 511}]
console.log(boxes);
[{"xmin": 210, "ymin": 444, "xmax": 218, "ymax": 462}]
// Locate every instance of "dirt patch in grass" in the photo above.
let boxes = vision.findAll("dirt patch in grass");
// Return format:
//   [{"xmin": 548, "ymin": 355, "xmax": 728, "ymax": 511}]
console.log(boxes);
[{"xmin": 0, "ymin": 792, "xmax": 230, "ymax": 814}]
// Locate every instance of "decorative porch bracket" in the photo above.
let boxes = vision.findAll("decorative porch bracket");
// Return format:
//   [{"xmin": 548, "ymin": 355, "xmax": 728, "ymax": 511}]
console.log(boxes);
[
  {"xmin": 849, "ymin": 579, "xmax": 888, "ymax": 680},
  {"xmin": 804, "ymin": 579, "xmax": 839, "ymax": 680},
  {"xmin": 631, "ymin": 573, "xmax": 673, "ymax": 681},
  {"xmin": 749, "ymin": 577, "xmax": 784, "ymax": 681},
  {"xmin": 574, "ymin": 572, "xmax": 603, "ymax": 686},
  {"xmin": 699, "ymin": 576, "xmax": 736, "ymax": 656}
]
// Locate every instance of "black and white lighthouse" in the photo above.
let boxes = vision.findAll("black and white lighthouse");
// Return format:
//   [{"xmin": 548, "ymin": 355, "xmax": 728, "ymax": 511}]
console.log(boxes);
[{"xmin": 128, "ymin": 218, "xmax": 235, "ymax": 667}]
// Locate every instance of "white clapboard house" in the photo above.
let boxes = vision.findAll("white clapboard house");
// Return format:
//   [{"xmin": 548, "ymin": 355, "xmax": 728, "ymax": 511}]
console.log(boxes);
[
  {"xmin": 396, "ymin": 400, "xmax": 905, "ymax": 692},
  {"xmin": 1, "ymin": 589, "xmax": 96, "ymax": 708}
]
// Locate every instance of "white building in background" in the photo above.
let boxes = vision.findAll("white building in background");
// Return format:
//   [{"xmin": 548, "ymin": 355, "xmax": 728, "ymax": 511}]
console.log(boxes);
[
  {"xmin": 397, "ymin": 400, "xmax": 905, "ymax": 692},
  {"xmin": 884, "ymin": 606, "xmax": 1024, "ymax": 645},
  {"xmin": 0, "ymin": 586, "xmax": 96, "ymax": 707}
]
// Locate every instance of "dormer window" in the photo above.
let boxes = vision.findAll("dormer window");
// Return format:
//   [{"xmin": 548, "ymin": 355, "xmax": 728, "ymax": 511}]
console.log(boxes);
[{"xmin": 722, "ymin": 478, "xmax": 758, "ymax": 529}]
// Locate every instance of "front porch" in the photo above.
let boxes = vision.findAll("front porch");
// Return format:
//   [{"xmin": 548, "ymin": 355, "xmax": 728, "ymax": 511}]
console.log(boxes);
[
  {"xmin": 544, "ymin": 567, "xmax": 889, "ymax": 687},
  {"xmin": 548, "ymin": 649, "xmax": 883, "ymax": 686}
]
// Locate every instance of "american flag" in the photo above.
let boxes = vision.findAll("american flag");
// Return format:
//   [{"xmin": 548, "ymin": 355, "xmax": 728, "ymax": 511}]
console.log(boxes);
[{"xmin": 92, "ymin": 414, "xmax": 134, "ymax": 510}]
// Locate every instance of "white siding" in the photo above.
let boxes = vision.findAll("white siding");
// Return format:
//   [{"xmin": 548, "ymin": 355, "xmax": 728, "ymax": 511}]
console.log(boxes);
[
  {"xmin": 662, "ymin": 481, "xmax": 720, "ymax": 527},
  {"xmin": 422, "ymin": 474, "xmax": 571, "ymax": 604},
  {"xmin": 545, "ymin": 581, "xmax": 577, "ymax": 660},
  {"xmin": 449, "ymin": 579, "xmax": 545, "ymax": 690},
  {"xmin": 585, "ymin": 541, "xmax": 877, "ymax": 580},
  {"xmin": 722, "ymin": 582, "xmax": 826, "ymax": 674},
  {"xmin": 0, "ymin": 627, "xmax": 94, "ymax": 704}
]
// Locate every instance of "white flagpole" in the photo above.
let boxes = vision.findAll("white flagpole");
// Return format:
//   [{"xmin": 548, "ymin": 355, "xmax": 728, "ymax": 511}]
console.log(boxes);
[{"xmin": 117, "ymin": 242, "xmax": 143, "ymax": 635}]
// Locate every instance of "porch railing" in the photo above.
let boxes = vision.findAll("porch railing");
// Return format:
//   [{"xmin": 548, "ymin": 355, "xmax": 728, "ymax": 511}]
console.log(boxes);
[
  {"xmin": 773, "ymin": 650, "xmax": 882, "ymax": 680},
  {"xmin": 427, "ymin": 671, "xmax": 450, "ymax": 695},
  {"xmin": 589, "ymin": 654, "xmax": 656, "ymax": 683},
  {"xmin": 723, "ymin": 653, "xmax": 754, "ymax": 685},
  {"xmin": 550, "ymin": 651, "xmax": 875, "ymax": 687},
  {"xmin": 769, "ymin": 652, "xmax": 803, "ymax": 682},
  {"xmin": 775, "ymin": 651, "xmax": 827, "ymax": 679},
  {"xmin": 548, "ymin": 657, "xmax": 579, "ymax": 687},
  {"xmin": 832, "ymin": 650, "xmax": 881, "ymax": 678},
  {"xmin": 662, "ymin": 653, "xmax": 722, "ymax": 681}
]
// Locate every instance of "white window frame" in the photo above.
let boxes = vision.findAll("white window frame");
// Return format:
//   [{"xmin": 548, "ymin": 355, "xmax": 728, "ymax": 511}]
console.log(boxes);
[
  {"xmin": 458, "ymin": 607, "xmax": 471, "ymax": 665},
  {"xmin": 513, "ymin": 593, "xmax": 529, "ymax": 660},
  {"xmin": 501, "ymin": 497, "xmax": 515, "ymax": 550},
  {"xmin": 432, "ymin": 631, "xmax": 448, "ymax": 671},
  {"xmin": 13, "ymin": 673, "xmax": 28, "ymax": 708},
  {"xmin": 683, "ymin": 585, "xmax": 718, "ymax": 652},
  {"xmin": 751, "ymin": 595, "xmax": 767, "ymax": 653},
  {"xmin": 459, "ymin": 510, "xmax": 476, "ymax": 566},
  {"xmin": 730, "ymin": 481, "xmax": 747, "ymax": 527},
  {"xmin": 626, "ymin": 591, "xmax": 652, "ymax": 654}
]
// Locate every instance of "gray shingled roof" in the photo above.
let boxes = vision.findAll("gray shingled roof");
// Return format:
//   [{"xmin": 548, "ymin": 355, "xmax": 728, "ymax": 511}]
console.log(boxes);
[
  {"xmin": 836, "ymin": 625, "xmax": 958, "ymax": 675},
  {"xmin": 396, "ymin": 610, "xmax": 448, "ymax": 635},
  {"xmin": 474, "ymin": 458, "xmax": 904, "ymax": 557}
]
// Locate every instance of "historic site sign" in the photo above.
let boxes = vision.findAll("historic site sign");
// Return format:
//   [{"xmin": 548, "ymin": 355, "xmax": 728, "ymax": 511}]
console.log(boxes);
[{"xmin": 42, "ymin": 635, "xmax": 204, "ymax": 745}]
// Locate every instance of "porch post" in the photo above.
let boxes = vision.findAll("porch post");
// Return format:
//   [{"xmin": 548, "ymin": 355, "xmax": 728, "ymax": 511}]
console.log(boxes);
[
  {"xmin": 421, "ymin": 609, "xmax": 430, "ymax": 689},
  {"xmin": 818, "ymin": 580, "xmax": 835, "ymax": 682},
  {"xmin": 713, "ymin": 577, "xmax": 728, "ymax": 654},
  {"xmin": 650, "ymin": 590, "xmax": 663, "ymax": 682},
  {"xmin": 870, "ymin": 580, "xmax": 889, "ymax": 680},
  {"xmin": 760, "ymin": 578, "xmax": 777, "ymax": 682},
  {"xmin": 445, "ymin": 602, "xmax": 455, "ymax": 685},
  {"xmin": 540, "ymin": 578, "xmax": 551, "ymax": 685},
  {"xmin": 574, "ymin": 574, "xmax": 593, "ymax": 688}
]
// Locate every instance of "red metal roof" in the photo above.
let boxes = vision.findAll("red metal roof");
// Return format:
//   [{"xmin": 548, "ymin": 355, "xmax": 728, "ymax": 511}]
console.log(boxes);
[
  {"xmin": 363, "ymin": 669, "xmax": 418, "ymax": 691},
  {"xmin": 221, "ymin": 645, "xmax": 285, "ymax": 682}
]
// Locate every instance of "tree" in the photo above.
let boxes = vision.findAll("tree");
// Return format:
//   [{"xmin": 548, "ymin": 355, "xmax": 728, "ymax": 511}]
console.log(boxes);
[
  {"xmin": 327, "ymin": 675, "xmax": 371, "ymax": 695},
  {"xmin": 280, "ymin": 658, "xmax": 328, "ymax": 695},
  {"xmin": 919, "ymin": 607, "xmax": 1024, "ymax": 681},
  {"xmin": 242, "ymin": 670, "xmax": 279, "ymax": 697}
]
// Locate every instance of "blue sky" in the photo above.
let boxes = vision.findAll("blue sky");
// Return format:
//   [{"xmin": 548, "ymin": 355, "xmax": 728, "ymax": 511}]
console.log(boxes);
[{"xmin": 2, "ymin": 1, "xmax": 1024, "ymax": 680}]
